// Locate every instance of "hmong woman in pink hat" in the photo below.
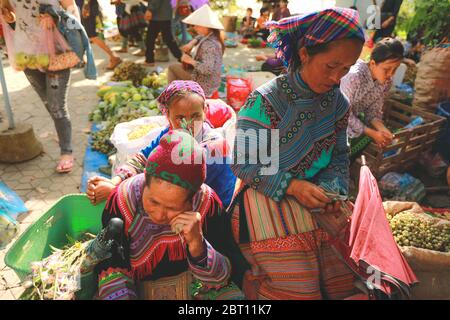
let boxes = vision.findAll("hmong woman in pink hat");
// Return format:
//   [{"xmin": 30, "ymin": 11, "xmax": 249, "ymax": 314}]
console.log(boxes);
[
  {"xmin": 95, "ymin": 130, "xmax": 246, "ymax": 300},
  {"xmin": 228, "ymin": 8, "xmax": 367, "ymax": 299}
]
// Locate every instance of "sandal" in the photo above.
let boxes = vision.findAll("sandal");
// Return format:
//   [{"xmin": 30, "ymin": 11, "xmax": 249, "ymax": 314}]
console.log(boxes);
[
  {"xmin": 106, "ymin": 57, "xmax": 122, "ymax": 70},
  {"xmin": 56, "ymin": 157, "xmax": 74, "ymax": 173}
]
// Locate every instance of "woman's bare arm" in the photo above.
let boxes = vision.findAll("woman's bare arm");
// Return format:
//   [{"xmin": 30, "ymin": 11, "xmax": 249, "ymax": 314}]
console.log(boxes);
[{"xmin": 60, "ymin": 0, "xmax": 81, "ymax": 21}]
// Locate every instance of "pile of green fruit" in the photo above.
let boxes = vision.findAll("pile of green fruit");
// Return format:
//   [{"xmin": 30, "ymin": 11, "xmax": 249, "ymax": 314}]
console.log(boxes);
[
  {"xmin": 142, "ymin": 72, "xmax": 168, "ymax": 89},
  {"xmin": 89, "ymin": 81, "xmax": 162, "ymax": 154},
  {"xmin": 388, "ymin": 212, "xmax": 450, "ymax": 252},
  {"xmin": 89, "ymin": 82, "xmax": 160, "ymax": 123},
  {"xmin": 111, "ymin": 61, "xmax": 147, "ymax": 86},
  {"xmin": 91, "ymin": 108, "xmax": 153, "ymax": 154},
  {"xmin": 15, "ymin": 52, "xmax": 50, "ymax": 70}
]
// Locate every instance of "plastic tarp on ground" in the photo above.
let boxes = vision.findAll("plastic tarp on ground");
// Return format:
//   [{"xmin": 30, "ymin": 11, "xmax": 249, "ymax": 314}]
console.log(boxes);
[
  {"xmin": 0, "ymin": 181, "xmax": 27, "ymax": 220},
  {"xmin": 80, "ymin": 123, "xmax": 110, "ymax": 193}
]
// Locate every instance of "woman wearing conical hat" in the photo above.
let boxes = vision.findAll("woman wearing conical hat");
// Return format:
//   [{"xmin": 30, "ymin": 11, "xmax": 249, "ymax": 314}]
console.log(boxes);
[{"xmin": 168, "ymin": 4, "xmax": 225, "ymax": 98}]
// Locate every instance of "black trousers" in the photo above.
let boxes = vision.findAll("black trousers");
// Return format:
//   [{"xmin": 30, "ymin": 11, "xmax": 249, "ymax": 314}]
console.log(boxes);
[{"xmin": 145, "ymin": 20, "xmax": 182, "ymax": 63}]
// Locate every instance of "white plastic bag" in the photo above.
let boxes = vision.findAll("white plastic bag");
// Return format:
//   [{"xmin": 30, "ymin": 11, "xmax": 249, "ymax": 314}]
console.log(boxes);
[{"xmin": 110, "ymin": 116, "xmax": 169, "ymax": 172}]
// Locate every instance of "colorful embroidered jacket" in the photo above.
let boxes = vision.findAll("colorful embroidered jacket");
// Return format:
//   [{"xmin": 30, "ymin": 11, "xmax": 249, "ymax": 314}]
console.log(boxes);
[
  {"xmin": 96, "ymin": 174, "xmax": 246, "ymax": 300},
  {"xmin": 231, "ymin": 70, "xmax": 351, "ymax": 202}
]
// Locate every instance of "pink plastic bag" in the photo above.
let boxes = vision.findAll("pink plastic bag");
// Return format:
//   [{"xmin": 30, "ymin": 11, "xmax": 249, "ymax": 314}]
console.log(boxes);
[
  {"xmin": 0, "ymin": 16, "xmax": 79, "ymax": 72},
  {"xmin": 0, "ymin": 15, "xmax": 18, "ymax": 70},
  {"xmin": 42, "ymin": 27, "xmax": 80, "ymax": 72}
]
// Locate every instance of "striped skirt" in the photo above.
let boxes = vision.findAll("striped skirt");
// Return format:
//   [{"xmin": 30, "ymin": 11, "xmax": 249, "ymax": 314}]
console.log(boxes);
[{"xmin": 231, "ymin": 184, "xmax": 356, "ymax": 300}]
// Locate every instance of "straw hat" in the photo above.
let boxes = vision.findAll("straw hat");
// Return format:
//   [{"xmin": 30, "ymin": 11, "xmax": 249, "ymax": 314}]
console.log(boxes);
[{"xmin": 182, "ymin": 4, "xmax": 224, "ymax": 30}]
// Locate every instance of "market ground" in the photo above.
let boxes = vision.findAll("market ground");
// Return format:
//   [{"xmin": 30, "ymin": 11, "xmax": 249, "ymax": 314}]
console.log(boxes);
[{"xmin": 0, "ymin": 40, "xmax": 274, "ymax": 299}]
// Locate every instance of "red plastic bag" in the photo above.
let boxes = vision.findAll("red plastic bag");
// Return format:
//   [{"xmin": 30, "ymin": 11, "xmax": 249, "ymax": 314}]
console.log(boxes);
[
  {"xmin": 226, "ymin": 76, "xmax": 252, "ymax": 111},
  {"xmin": 205, "ymin": 99, "xmax": 234, "ymax": 129}
]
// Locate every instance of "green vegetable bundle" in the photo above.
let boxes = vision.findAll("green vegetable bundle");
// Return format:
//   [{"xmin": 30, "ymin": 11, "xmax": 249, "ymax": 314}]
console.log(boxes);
[{"xmin": 20, "ymin": 234, "xmax": 96, "ymax": 300}]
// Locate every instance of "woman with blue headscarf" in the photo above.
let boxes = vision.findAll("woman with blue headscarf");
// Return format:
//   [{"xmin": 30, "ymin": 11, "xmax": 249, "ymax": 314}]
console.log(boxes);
[{"xmin": 228, "ymin": 8, "xmax": 366, "ymax": 299}]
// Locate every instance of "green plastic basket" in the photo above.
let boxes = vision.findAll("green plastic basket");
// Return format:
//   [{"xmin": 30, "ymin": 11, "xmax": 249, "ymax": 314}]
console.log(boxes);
[{"xmin": 4, "ymin": 194, "xmax": 105, "ymax": 300}]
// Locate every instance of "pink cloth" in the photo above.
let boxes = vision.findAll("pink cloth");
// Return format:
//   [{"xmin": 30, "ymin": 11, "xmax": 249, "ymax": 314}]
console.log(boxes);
[{"xmin": 349, "ymin": 164, "xmax": 418, "ymax": 294}]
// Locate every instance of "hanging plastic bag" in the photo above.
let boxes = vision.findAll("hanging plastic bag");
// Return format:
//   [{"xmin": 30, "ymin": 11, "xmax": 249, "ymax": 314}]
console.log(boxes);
[
  {"xmin": 0, "ymin": 15, "xmax": 18, "ymax": 70},
  {"xmin": 45, "ymin": 27, "xmax": 80, "ymax": 72},
  {"xmin": 1, "ymin": 15, "xmax": 79, "ymax": 72},
  {"xmin": 2, "ymin": 16, "xmax": 51, "ymax": 71},
  {"xmin": 15, "ymin": 26, "xmax": 80, "ymax": 72}
]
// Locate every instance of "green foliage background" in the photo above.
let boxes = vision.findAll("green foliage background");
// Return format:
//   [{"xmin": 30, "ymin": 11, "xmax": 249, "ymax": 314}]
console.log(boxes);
[{"xmin": 395, "ymin": 0, "xmax": 450, "ymax": 46}]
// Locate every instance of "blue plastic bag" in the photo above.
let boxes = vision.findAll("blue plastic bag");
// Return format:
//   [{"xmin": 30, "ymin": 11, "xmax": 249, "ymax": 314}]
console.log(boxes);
[
  {"xmin": 379, "ymin": 172, "xmax": 426, "ymax": 202},
  {"xmin": 80, "ymin": 123, "xmax": 111, "ymax": 193},
  {"xmin": 0, "ymin": 181, "xmax": 28, "ymax": 220}
]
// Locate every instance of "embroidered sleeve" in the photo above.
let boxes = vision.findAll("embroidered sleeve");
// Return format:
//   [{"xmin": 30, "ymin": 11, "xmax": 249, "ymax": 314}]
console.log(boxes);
[
  {"xmin": 188, "ymin": 239, "xmax": 231, "ymax": 290},
  {"xmin": 313, "ymin": 92, "xmax": 350, "ymax": 195},
  {"xmin": 195, "ymin": 40, "xmax": 222, "ymax": 77},
  {"xmin": 231, "ymin": 92, "xmax": 293, "ymax": 202},
  {"xmin": 97, "ymin": 268, "xmax": 137, "ymax": 300}
]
